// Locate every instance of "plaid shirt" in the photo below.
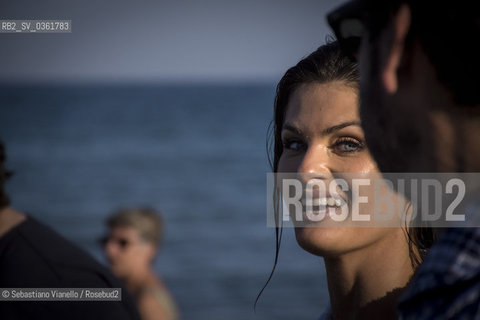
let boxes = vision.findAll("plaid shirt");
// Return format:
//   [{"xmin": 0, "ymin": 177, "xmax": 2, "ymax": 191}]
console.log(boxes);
[{"xmin": 398, "ymin": 202, "xmax": 480, "ymax": 319}]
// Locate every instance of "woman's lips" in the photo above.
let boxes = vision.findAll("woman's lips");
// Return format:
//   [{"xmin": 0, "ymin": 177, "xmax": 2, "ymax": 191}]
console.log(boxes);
[
  {"xmin": 301, "ymin": 196, "xmax": 344, "ymax": 208},
  {"xmin": 301, "ymin": 189, "xmax": 347, "ymax": 208},
  {"xmin": 298, "ymin": 196, "xmax": 347, "ymax": 224},
  {"xmin": 301, "ymin": 196, "xmax": 343, "ymax": 206}
]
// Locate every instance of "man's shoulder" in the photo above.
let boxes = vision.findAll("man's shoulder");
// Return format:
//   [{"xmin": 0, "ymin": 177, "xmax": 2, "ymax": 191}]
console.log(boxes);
[
  {"xmin": 399, "ymin": 227, "xmax": 480, "ymax": 319},
  {"xmin": 0, "ymin": 216, "xmax": 115, "ymax": 287},
  {"xmin": 0, "ymin": 216, "xmax": 141, "ymax": 320}
]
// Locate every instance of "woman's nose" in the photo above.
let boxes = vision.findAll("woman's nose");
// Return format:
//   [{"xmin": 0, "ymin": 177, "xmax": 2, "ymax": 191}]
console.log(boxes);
[{"xmin": 297, "ymin": 143, "xmax": 331, "ymax": 175}]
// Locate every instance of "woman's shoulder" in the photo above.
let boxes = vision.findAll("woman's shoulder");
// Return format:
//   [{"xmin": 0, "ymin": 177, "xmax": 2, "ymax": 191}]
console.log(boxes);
[{"xmin": 138, "ymin": 281, "xmax": 179, "ymax": 320}]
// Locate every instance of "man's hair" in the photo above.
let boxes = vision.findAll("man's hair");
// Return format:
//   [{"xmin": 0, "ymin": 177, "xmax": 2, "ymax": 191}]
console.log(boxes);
[
  {"xmin": 0, "ymin": 141, "xmax": 12, "ymax": 209},
  {"xmin": 367, "ymin": 0, "xmax": 480, "ymax": 106}
]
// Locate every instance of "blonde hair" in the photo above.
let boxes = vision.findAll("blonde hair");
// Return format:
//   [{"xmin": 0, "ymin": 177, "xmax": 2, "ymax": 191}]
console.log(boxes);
[{"xmin": 107, "ymin": 207, "xmax": 164, "ymax": 246}]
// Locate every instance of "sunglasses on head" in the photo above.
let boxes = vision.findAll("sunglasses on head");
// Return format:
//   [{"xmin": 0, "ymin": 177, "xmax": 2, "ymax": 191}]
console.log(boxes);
[{"xmin": 327, "ymin": 0, "xmax": 369, "ymax": 61}]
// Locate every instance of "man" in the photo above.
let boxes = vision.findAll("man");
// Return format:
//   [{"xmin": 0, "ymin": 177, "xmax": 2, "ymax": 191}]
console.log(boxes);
[
  {"xmin": 328, "ymin": 0, "xmax": 480, "ymax": 318},
  {"xmin": 0, "ymin": 141, "xmax": 140, "ymax": 320}
]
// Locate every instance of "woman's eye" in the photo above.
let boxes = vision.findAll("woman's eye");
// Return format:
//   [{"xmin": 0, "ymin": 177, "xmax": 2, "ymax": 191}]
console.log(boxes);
[
  {"xmin": 333, "ymin": 138, "xmax": 364, "ymax": 153},
  {"xmin": 283, "ymin": 140, "xmax": 305, "ymax": 151}
]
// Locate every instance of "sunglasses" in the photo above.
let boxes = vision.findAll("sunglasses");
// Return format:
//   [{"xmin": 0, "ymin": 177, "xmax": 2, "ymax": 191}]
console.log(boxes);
[
  {"xmin": 100, "ymin": 236, "xmax": 135, "ymax": 250},
  {"xmin": 327, "ymin": 0, "xmax": 369, "ymax": 61}
]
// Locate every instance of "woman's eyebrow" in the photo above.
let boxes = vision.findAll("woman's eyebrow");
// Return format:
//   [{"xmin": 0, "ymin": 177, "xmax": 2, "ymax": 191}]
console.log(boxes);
[
  {"xmin": 282, "ymin": 123, "xmax": 304, "ymax": 135},
  {"xmin": 322, "ymin": 121, "xmax": 361, "ymax": 135},
  {"xmin": 282, "ymin": 121, "xmax": 361, "ymax": 136}
]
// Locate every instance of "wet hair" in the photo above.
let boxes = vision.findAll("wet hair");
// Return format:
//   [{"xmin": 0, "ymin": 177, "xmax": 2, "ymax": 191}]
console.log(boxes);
[
  {"xmin": 107, "ymin": 207, "xmax": 164, "ymax": 246},
  {"xmin": 270, "ymin": 40, "xmax": 359, "ymax": 173},
  {"xmin": 0, "ymin": 141, "xmax": 12, "ymax": 209},
  {"xmin": 256, "ymin": 40, "xmax": 433, "ymax": 307},
  {"xmin": 365, "ymin": 0, "xmax": 480, "ymax": 106}
]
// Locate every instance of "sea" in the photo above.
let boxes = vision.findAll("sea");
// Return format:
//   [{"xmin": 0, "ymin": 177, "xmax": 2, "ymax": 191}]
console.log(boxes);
[{"xmin": 0, "ymin": 83, "xmax": 328, "ymax": 320}]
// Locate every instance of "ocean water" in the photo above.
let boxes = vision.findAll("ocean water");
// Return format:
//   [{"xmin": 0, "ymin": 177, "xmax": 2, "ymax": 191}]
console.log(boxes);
[{"xmin": 0, "ymin": 84, "xmax": 328, "ymax": 319}]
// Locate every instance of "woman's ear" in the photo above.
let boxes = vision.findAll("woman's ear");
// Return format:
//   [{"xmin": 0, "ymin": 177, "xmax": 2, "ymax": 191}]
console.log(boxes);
[
  {"xmin": 145, "ymin": 243, "xmax": 157, "ymax": 263},
  {"xmin": 382, "ymin": 4, "xmax": 411, "ymax": 94}
]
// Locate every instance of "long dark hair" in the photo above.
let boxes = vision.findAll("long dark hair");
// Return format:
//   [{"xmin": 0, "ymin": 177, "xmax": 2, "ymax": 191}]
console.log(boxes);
[
  {"xmin": 0, "ymin": 141, "xmax": 12, "ymax": 210},
  {"xmin": 256, "ymin": 40, "xmax": 433, "ymax": 307}
]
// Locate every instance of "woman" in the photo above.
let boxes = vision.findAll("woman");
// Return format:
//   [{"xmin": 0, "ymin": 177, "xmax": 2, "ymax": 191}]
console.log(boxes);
[
  {"xmin": 267, "ymin": 41, "xmax": 432, "ymax": 319},
  {"xmin": 103, "ymin": 208, "xmax": 179, "ymax": 320}
]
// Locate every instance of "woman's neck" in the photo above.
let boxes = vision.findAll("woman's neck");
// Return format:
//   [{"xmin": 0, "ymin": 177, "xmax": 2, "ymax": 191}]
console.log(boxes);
[
  {"xmin": 324, "ymin": 229, "xmax": 414, "ymax": 320},
  {"xmin": 124, "ymin": 266, "xmax": 158, "ymax": 295}
]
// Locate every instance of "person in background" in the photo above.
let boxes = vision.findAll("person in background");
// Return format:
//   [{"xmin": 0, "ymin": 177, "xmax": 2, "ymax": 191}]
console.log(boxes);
[
  {"xmin": 103, "ymin": 208, "xmax": 179, "ymax": 320},
  {"xmin": 328, "ymin": 0, "xmax": 480, "ymax": 318},
  {"xmin": 0, "ymin": 140, "xmax": 140, "ymax": 320},
  {"xmin": 266, "ymin": 41, "xmax": 432, "ymax": 319}
]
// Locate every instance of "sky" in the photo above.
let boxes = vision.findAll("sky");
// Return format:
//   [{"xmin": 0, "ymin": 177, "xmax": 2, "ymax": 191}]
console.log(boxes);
[{"xmin": 0, "ymin": 0, "xmax": 340, "ymax": 83}]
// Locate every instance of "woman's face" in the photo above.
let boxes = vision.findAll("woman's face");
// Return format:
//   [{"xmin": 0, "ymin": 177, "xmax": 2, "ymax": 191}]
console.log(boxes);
[
  {"xmin": 104, "ymin": 226, "xmax": 155, "ymax": 278},
  {"xmin": 277, "ymin": 81, "xmax": 398, "ymax": 257}
]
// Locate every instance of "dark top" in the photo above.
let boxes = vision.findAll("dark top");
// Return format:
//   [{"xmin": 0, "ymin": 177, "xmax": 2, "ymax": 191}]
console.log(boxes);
[
  {"xmin": 0, "ymin": 216, "xmax": 141, "ymax": 320},
  {"xmin": 398, "ymin": 199, "xmax": 480, "ymax": 319}
]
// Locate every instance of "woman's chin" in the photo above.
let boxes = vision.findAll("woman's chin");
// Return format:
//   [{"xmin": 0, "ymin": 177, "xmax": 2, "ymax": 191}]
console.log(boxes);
[{"xmin": 294, "ymin": 226, "xmax": 352, "ymax": 257}]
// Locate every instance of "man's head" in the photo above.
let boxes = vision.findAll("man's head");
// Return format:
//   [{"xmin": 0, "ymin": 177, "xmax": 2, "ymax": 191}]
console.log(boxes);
[
  {"xmin": 328, "ymin": 0, "xmax": 480, "ymax": 172},
  {"xmin": 0, "ymin": 141, "xmax": 12, "ymax": 209}
]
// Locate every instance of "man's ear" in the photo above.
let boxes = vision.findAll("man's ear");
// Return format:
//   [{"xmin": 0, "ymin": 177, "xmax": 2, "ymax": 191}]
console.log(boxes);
[{"xmin": 382, "ymin": 4, "xmax": 411, "ymax": 94}]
